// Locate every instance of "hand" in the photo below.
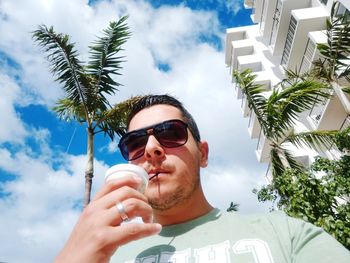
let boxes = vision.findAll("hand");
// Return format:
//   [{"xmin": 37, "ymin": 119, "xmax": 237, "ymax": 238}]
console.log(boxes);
[{"xmin": 54, "ymin": 176, "xmax": 162, "ymax": 263}]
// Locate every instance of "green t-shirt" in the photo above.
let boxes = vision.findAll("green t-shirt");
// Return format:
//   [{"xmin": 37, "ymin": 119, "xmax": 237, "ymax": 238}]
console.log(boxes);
[{"xmin": 111, "ymin": 208, "xmax": 350, "ymax": 263}]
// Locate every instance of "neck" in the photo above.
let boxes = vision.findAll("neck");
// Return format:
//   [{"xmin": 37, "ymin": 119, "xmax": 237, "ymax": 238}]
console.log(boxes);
[{"xmin": 153, "ymin": 186, "xmax": 213, "ymax": 226}]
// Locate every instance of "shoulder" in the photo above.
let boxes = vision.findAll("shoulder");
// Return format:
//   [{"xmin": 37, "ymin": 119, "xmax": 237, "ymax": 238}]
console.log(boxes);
[{"xmin": 220, "ymin": 210, "xmax": 325, "ymax": 241}]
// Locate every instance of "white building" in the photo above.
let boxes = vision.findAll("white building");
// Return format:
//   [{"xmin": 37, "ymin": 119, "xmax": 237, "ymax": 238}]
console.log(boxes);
[{"xmin": 225, "ymin": 0, "xmax": 350, "ymax": 180}]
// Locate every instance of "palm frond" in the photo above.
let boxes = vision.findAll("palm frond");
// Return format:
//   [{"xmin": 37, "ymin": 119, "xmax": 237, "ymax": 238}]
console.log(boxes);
[
  {"xmin": 95, "ymin": 96, "xmax": 142, "ymax": 140},
  {"xmin": 284, "ymin": 130, "xmax": 337, "ymax": 152},
  {"xmin": 276, "ymin": 80, "xmax": 331, "ymax": 128},
  {"xmin": 314, "ymin": 1, "xmax": 350, "ymax": 80},
  {"xmin": 283, "ymin": 150, "xmax": 305, "ymax": 172},
  {"xmin": 270, "ymin": 146, "xmax": 304, "ymax": 178},
  {"xmin": 233, "ymin": 69, "xmax": 268, "ymax": 131},
  {"xmin": 32, "ymin": 25, "xmax": 89, "ymax": 107},
  {"xmin": 342, "ymin": 86, "xmax": 350, "ymax": 94},
  {"xmin": 87, "ymin": 16, "xmax": 131, "ymax": 103},
  {"xmin": 278, "ymin": 67, "xmax": 312, "ymax": 88},
  {"xmin": 52, "ymin": 98, "xmax": 86, "ymax": 122}
]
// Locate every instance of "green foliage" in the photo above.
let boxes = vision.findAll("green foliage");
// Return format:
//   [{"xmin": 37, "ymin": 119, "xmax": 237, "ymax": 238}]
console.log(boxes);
[
  {"xmin": 255, "ymin": 154, "xmax": 350, "ymax": 249},
  {"xmin": 313, "ymin": 1, "xmax": 350, "ymax": 83},
  {"xmin": 32, "ymin": 16, "xmax": 132, "ymax": 139},
  {"xmin": 227, "ymin": 202, "xmax": 239, "ymax": 212},
  {"xmin": 334, "ymin": 126, "xmax": 350, "ymax": 153},
  {"xmin": 233, "ymin": 69, "xmax": 335, "ymax": 177},
  {"xmin": 32, "ymin": 25, "xmax": 89, "ymax": 106},
  {"xmin": 251, "ymin": 1, "xmax": 350, "ymax": 250},
  {"xmin": 32, "ymin": 17, "xmax": 133, "ymax": 206},
  {"xmin": 95, "ymin": 96, "xmax": 142, "ymax": 140}
]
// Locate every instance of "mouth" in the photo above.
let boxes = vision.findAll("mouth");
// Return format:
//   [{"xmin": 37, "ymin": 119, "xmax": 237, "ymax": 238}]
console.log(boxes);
[{"xmin": 149, "ymin": 172, "xmax": 160, "ymax": 181}]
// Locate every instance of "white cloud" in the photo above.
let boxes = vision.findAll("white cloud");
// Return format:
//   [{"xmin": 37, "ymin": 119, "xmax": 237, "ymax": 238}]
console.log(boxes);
[
  {"xmin": 202, "ymin": 164, "xmax": 270, "ymax": 213},
  {"xmin": 228, "ymin": 0, "xmax": 243, "ymax": 15},
  {"xmin": 0, "ymin": 0, "xmax": 269, "ymax": 262},
  {"xmin": 0, "ymin": 74, "xmax": 28, "ymax": 144},
  {"xmin": 0, "ymin": 146, "xmax": 108, "ymax": 263}
]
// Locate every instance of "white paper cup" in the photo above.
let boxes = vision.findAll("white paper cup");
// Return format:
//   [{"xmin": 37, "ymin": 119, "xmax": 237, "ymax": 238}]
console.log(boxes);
[{"xmin": 105, "ymin": 164, "xmax": 148, "ymax": 193}]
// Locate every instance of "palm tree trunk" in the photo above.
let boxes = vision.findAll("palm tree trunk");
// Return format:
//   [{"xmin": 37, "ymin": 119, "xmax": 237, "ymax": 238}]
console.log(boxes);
[
  {"xmin": 277, "ymin": 148, "xmax": 291, "ymax": 170},
  {"xmin": 84, "ymin": 127, "xmax": 94, "ymax": 208}
]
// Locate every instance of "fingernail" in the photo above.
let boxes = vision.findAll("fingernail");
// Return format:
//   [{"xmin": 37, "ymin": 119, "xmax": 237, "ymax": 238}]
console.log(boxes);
[{"xmin": 154, "ymin": 223, "xmax": 162, "ymax": 233}]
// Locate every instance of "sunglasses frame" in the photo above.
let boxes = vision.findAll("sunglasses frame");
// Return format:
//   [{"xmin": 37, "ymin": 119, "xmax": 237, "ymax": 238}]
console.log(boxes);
[{"xmin": 118, "ymin": 119, "xmax": 189, "ymax": 161}]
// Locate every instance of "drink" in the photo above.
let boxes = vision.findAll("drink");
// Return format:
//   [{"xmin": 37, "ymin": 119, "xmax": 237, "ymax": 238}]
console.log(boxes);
[{"xmin": 105, "ymin": 163, "xmax": 148, "ymax": 193}]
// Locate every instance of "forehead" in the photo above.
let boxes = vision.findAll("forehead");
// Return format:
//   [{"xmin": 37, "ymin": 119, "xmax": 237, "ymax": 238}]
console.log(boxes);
[{"xmin": 128, "ymin": 104, "xmax": 184, "ymax": 131}]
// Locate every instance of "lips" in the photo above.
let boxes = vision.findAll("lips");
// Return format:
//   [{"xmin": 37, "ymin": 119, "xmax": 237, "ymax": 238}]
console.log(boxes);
[
  {"xmin": 148, "ymin": 170, "xmax": 168, "ymax": 181},
  {"xmin": 149, "ymin": 173, "xmax": 159, "ymax": 181}
]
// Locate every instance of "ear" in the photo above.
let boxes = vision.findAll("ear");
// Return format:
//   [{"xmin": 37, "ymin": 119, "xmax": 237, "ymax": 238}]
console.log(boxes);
[{"xmin": 198, "ymin": 141, "xmax": 209, "ymax": 168}]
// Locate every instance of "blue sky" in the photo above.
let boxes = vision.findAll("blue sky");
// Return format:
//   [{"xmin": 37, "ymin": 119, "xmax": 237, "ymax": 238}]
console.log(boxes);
[{"xmin": 0, "ymin": 0, "xmax": 270, "ymax": 262}]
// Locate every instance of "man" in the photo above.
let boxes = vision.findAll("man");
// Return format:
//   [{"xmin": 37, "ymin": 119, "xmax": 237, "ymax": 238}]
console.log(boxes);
[{"xmin": 55, "ymin": 95, "xmax": 350, "ymax": 263}]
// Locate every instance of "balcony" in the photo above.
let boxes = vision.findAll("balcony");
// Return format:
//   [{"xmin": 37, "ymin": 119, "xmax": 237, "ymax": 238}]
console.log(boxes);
[
  {"xmin": 256, "ymin": 129, "xmax": 271, "ymax": 163},
  {"xmin": 234, "ymin": 82, "xmax": 243, "ymax": 100},
  {"xmin": 239, "ymin": 72, "xmax": 271, "ymax": 119},
  {"xmin": 237, "ymin": 55, "xmax": 262, "ymax": 72},
  {"xmin": 299, "ymin": 31, "xmax": 326, "ymax": 74},
  {"xmin": 225, "ymin": 28, "xmax": 246, "ymax": 67},
  {"xmin": 323, "ymin": 115, "xmax": 350, "ymax": 160},
  {"xmin": 230, "ymin": 40, "xmax": 254, "ymax": 72},
  {"xmin": 280, "ymin": 7, "xmax": 328, "ymax": 70},
  {"xmin": 241, "ymin": 92, "xmax": 251, "ymax": 117},
  {"xmin": 308, "ymin": 82, "xmax": 350, "ymax": 131},
  {"xmin": 268, "ymin": 0, "xmax": 311, "ymax": 55},
  {"xmin": 247, "ymin": 76, "xmax": 271, "ymax": 138},
  {"xmin": 225, "ymin": 28, "xmax": 256, "ymax": 75},
  {"xmin": 248, "ymin": 110, "xmax": 261, "ymax": 139}
]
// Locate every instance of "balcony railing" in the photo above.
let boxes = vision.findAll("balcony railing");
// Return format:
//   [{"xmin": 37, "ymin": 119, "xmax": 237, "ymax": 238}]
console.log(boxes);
[
  {"xmin": 281, "ymin": 15, "xmax": 297, "ymax": 67},
  {"xmin": 299, "ymin": 38, "xmax": 316, "ymax": 73},
  {"xmin": 234, "ymin": 81, "xmax": 243, "ymax": 99},
  {"xmin": 256, "ymin": 129, "xmax": 265, "ymax": 152},
  {"xmin": 248, "ymin": 108, "xmax": 254, "ymax": 129},
  {"xmin": 325, "ymin": 115, "xmax": 350, "ymax": 160},
  {"xmin": 340, "ymin": 115, "xmax": 350, "ymax": 131},
  {"xmin": 308, "ymin": 89, "xmax": 334, "ymax": 126}
]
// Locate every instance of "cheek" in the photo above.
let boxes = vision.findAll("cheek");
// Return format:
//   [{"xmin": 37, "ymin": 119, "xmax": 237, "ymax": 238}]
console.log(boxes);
[{"xmin": 171, "ymin": 153, "xmax": 200, "ymax": 181}]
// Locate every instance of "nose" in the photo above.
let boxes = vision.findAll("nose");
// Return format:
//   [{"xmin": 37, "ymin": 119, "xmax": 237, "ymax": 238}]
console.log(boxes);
[{"xmin": 144, "ymin": 135, "xmax": 165, "ymax": 160}]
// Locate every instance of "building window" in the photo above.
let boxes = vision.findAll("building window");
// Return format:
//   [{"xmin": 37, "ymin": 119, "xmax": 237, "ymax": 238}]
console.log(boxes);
[{"xmin": 281, "ymin": 15, "xmax": 297, "ymax": 67}]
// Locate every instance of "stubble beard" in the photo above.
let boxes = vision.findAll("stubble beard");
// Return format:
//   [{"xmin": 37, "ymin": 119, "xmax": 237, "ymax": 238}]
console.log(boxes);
[{"xmin": 147, "ymin": 174, "xmax": 201, "ymax": 212}]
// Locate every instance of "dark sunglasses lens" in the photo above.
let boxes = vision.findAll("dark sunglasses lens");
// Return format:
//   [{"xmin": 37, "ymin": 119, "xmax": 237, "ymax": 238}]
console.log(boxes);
[
  {"xmin": 156, "ymin": 121, "xmax": 188, "ymax": 147},
  {"xmin": 120, "ymin": 132, "xmax": 148, "ymax": 161},
  {"xmin": 119, "ymin": 120, "xmax": 188, "ymax": 161}
]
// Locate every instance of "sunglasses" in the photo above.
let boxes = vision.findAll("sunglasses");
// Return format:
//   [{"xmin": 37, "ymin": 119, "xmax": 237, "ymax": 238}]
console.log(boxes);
[{"xmin": 118, "ymin": 119, "xmax": 189, "ymax": 161}]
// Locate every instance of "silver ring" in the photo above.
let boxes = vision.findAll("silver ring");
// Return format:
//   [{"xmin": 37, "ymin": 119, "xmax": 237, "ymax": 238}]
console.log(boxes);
[{"xmin": 116, "ymin": 202, "xmax": 129, "ymax": 222}]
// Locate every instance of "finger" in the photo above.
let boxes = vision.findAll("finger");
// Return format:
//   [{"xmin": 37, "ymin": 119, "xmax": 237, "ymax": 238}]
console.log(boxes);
[
  {"xmin": 109, "ymin": 223, "xmax": 162, "ymax": 247},
  {"xmin": 93, "ymin": 175, "xmax": 144, "ymax": 201},
  {"xmin": 93, "ymin": 185, "xmax": 148, "ymax": 211},
  {"xmin": 102, "ymin": 198, "xmax": 154, "ymax": 226}
]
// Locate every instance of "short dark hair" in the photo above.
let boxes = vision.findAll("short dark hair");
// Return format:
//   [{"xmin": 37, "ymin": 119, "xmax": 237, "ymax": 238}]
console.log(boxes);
[{"xmin": 127, "ymin": 94, "xmax": 201, "ymax": 142}]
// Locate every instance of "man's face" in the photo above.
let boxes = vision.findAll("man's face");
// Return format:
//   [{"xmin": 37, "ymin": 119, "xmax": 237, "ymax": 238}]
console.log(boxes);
[{"xmin": 128, "ymin": 104, "xmax": 208, "ymax": 212}]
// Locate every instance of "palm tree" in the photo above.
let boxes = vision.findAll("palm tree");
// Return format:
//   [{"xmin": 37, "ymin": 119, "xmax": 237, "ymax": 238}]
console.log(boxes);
[
  {"xmin": 233, "ymin": 69, "xmax": 337, "ymax": 178},
  {"xmin": 32, "ymin": 16, "xmax": 134, "ymax": 207},
  {"xmin": 313, "ymin": 1, "xmax": 350, "ymax": 90},
  {"xmin": 227, "ymin": 202, "xmax": 239, "ymax": 212}
]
